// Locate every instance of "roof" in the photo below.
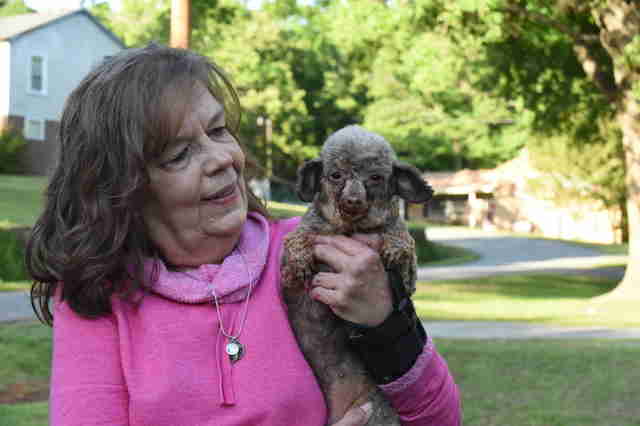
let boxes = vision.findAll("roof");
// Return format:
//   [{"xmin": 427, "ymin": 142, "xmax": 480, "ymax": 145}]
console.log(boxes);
[
  {"xmin": 0, "ymin": 9, "xmax": 125, "ymax": 48},
  {"xmin": 423, "ymin": 149, "xmax": 540, "ymax": 195},
  {"xmin": 424, "ymin": 169, "xmax": 497, "ymax": 195}
]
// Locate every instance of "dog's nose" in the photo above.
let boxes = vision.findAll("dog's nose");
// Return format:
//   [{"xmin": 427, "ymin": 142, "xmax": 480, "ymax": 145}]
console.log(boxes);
[{"xmin": 345, "ymin": 197, "xmax": 364, "ymax": 207}]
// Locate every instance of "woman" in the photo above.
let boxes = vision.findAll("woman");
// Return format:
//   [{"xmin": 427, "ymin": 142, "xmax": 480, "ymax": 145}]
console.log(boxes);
[{"xmin": 27, "ymin": 43, "xmax": 460, "ymax": 426}]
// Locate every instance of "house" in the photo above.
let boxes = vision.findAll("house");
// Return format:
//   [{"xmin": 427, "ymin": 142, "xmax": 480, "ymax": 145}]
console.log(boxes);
[
  {"xmin": 414, "ymin": 149, "xmax": 621, "ymax": 244},
  {"xmin": 0, "ymin": 9, "xmax": 125, "ymax": 175}
]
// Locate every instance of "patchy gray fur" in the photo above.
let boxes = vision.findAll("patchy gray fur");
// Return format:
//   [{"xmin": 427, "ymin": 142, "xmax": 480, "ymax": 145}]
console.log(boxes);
[{"xmin": 281, "ymin": 125, "xmax": 433, "ymax": 425}]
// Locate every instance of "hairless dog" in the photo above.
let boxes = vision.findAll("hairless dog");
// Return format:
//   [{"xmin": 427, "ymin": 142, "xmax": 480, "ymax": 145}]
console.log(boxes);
[{"xmin": 281, "ymin": 125, "xmax": 433, "ymax": 425}]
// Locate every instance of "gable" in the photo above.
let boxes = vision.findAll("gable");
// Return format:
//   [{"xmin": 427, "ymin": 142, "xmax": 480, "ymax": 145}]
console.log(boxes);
[
  {"xmin": 4, "ymin": 10, "xmax": 125, "ymax": 123},
  {"xmin": 0, "ymin": 9, "xmax": 125, "ymax": 48}
]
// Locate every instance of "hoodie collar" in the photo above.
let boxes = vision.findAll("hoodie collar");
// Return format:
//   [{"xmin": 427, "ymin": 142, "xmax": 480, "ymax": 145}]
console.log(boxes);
[{"xmin": 146, "ymin": 212, "xmax": 270, "ymax": 304}]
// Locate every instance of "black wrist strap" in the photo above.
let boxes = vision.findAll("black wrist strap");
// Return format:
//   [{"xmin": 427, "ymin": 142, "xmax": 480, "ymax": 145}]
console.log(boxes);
[{"xmin": 346, "ymin": 268, "xmax": 427, "ymax": 384}]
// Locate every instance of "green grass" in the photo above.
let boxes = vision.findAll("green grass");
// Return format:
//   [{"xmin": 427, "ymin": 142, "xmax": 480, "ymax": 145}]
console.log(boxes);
[
  {"xmin": 266, "ymin": 200, "xmax": 308, "ymax": 218},
  {"xmin": 416, "ymin": 272, "xmax": 639, "ymax": 327},
  {"xmin": 0, "ymin": 402, "xmax": 48, "ymax": 426},
  {"xmin": 0, "ymin": 322, "xmax": 52, "ymax": 392},
  {"xmin": 0, "ymin": 280, "xmax": 31, "ymax": 292},
  {"xmin": 438, "ymin": 338, "xmax": 640, "ymax": 426},
  {"xmin": 0, "ymin": 175, "xmax": 46, "ymax": 227}
]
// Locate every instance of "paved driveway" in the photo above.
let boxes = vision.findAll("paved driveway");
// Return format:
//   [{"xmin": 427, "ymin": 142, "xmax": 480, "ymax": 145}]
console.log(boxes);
[{"xmin": 418, "ymin": 226, "xmax": 627, "ymax": 281}]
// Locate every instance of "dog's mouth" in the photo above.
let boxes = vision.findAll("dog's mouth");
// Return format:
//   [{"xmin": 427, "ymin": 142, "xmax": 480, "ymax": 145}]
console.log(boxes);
[{"xmin": 338, "ymin": 202, "xmax": 369, "ymax": 218}]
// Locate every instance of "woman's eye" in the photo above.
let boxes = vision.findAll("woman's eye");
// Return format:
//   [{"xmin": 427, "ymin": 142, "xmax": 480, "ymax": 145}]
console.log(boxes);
[
  {"xmin": 330, "ymin": 172, "xmax": 342, "ymax": 180},
  {"xmin": 161, "ymin": 145, "xmax": 190, "ymax": 168},
  {"xmin": 207, "ymin": 126, "xmax": 227, "ymax": 139}
]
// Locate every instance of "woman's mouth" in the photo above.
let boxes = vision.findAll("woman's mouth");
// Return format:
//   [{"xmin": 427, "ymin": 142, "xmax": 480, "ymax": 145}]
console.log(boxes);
[{"xmin": 202, "ymin": 184, "xmax": 237, "ymax": 203}]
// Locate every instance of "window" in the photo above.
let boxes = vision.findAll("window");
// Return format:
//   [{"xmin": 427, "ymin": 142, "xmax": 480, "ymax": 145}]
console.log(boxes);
[
  {"xmin": 28, "ymin": 55, "xmax": 46, "ymax": 94},
  {"xmin": 24, "ymin": 119, "xmax": 45, "ymax": 141}
]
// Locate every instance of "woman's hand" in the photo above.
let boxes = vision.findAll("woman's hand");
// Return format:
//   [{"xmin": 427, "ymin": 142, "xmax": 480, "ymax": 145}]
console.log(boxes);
[
  {"xmin": 332, "ymin": 402, "xmax": 372, "ymax": 426},
  {"xmin": 310, "ymin": 234, "xmax": 393, "ymax": 327}
]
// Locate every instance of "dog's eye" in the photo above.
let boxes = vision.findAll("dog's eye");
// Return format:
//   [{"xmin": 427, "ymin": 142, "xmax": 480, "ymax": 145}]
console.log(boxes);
[
  {"xmin": 330, "ymin": 172, "xmax": 342, "ymax": 180},
  {"xmin": 370, "ymin": 174, "xmax": 383, "ymax": 182}
]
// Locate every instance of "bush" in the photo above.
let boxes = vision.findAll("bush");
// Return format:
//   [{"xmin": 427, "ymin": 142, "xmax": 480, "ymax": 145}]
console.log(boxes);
[
  {"xmin": 408, "ymin": 222, "xmax": 479, "ymax": 265},
  {"xmin": 408, "ymin": 222, "xmax": 440, "ymax": 264},
  {"xmin": 0, "ymin": 129, "xmax": 26, "ymax": 174},
  {"xmin": 0, "ymin": 228, "xmax": 28, "ymax": 281}
]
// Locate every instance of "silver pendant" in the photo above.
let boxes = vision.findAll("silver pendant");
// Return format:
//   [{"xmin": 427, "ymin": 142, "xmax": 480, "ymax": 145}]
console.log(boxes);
[{"xmin": 226, "ymin": 338, "xmax": 244, "ymax": 363}]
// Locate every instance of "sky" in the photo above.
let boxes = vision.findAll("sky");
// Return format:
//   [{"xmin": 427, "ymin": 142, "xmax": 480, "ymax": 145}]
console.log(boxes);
[{"xmin": 24, "ymin": 0, "xmax": 122, "ymax": 12}]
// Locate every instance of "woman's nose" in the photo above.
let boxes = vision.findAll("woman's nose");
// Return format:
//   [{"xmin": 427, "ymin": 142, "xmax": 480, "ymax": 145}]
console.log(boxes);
[{"xmin": 202, "ymin": 139, "xmax": 234, "ymax": 176}]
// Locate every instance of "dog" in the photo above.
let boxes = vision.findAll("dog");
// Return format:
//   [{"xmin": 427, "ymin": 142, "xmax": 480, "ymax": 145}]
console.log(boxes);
[{"xmin": 281, "ymin": 125, "xmax": 433, "ymax": 425}]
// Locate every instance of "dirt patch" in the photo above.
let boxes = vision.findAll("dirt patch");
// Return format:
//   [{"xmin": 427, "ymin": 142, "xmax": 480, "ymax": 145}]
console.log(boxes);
[{"xmin": 0, "ymin": 381, "xmax": 49, "ymax": 404}]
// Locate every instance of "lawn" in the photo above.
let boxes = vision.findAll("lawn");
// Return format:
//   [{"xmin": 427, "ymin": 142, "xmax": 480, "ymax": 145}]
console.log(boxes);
[
  {"xmin": 437, "ymin": 338, "xmax": 640, "ymax": 426},
  {"xmin": 416, "ymin": 272, "xmax": 639, "ymax": 327},
  {"xmin": 0, "ymin": 175, "xmax": 46, "ymax": 228},
  {"xmin": 1, "ymin": 321, "xmax": 639, "ymax": 426}
]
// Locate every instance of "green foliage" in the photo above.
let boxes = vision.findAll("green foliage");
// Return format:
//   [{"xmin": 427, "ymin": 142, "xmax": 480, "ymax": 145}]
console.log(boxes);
[
  {"xmin": 0, "ymin": 228, "xmax": 27, "ymax": 281},
  {"xmin": 0, "ymin": 0, "xmax": 31, "ymax": 17},
  {"xmin": 91, "ymin": 0, "xmax": 170, "ymax": 46},
  {"xmin": 0, "ymin": 130, "xmax": 26, "ymax": 174}
]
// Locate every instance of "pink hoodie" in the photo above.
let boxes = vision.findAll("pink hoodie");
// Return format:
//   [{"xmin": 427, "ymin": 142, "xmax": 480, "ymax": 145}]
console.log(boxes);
[{"xmin": 49, "ymin": 215, "xmax": 460, "ymax": 425}]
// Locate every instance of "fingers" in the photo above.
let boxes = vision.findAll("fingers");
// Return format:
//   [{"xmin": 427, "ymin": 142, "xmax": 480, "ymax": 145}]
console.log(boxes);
[
  {"xmin": 313, "ymin": 234, "xmax": 382, "ymax": 273},
  {"xmin": 332, "ymin": 402, "xmax": 373, "ymax": 426},
  {"xmin": 309, "ymin": 272, "xmax": 341, "ymax": 307},
  {"xmin": 315, "ymin": 234, "xmax": 382, "ymax": 255}
]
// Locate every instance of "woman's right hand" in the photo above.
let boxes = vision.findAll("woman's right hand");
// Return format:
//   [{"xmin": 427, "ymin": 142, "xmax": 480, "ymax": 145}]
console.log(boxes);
[{"xmin": 332, "ymin": 402, "xmax": 372, "ymax": 426}]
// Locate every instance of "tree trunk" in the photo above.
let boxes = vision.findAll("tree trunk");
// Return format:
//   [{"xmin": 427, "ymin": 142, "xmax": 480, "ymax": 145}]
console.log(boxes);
[
  {"xmin": 591, "ymin": 0, "xmax": 640, "ymax": 298},
  {"xmin": 606, "ymin": 94, "xmax": 640, "ymax": 298}
]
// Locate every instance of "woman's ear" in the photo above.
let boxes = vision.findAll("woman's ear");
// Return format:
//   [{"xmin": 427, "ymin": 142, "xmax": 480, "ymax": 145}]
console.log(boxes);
[
  {"xmin": 392, "ymin": 161, "xmax": 434, "ymax": 203},
  {"xmin": 296, "ymin": 159, "xmax": 323, "ymax": 202}
]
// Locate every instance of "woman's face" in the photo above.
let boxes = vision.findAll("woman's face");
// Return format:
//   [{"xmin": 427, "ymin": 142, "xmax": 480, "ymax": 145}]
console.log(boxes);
[{"xmin": 142, "ymin": 81, "xmax": 248, "ymax": 266}]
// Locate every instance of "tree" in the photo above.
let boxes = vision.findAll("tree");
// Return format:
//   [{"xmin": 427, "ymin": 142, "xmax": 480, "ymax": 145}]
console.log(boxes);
[
  {"xmin": 454, "ymin": 0, "xmax": 639, "ymax": 297},
  {"xmin": 0, "ymin": 0, "xmax": 31, "ymax": 17},
  {"xmin": 308, "ymin": 0, "xmax": 525, "ymax": 172},
  {"xmin": 91, "ymin": 0, "xmax": 171, "ymax": 46}
]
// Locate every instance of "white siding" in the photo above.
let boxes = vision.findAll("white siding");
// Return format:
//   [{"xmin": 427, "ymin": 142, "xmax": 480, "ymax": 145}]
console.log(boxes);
[
  {"xmin": 0, "ymin": 41, "xmax": 10, "ymax": 118},
  {"xmin": 9, "ymin": 12, "xmax": 122, "ymax": 122}
]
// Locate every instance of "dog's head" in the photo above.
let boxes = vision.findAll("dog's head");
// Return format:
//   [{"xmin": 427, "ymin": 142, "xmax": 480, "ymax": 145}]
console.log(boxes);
[{"xmin": 297, "ymin": 125, "xmax": 433, "ymax": 229}]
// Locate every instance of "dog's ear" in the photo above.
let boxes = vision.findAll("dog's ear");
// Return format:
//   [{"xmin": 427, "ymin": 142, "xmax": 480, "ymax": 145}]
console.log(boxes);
[
  {"xmin": 392, "ymin": 161, "xmax": 433, "ymax": 203},
  {"xmin": 296, "ymin": 159, "xmax": 323, "ymax": 202}
]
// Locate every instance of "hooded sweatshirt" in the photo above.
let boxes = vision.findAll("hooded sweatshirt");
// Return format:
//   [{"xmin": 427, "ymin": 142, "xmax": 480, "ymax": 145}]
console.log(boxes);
[{"xmin": 49, "ymin": 213, "xmax": 460, "ymax": 426}]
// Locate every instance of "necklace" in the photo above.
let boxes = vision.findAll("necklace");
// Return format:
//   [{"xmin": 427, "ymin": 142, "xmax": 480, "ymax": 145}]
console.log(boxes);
[{"xmin": 182, "ymin": 248, "xmax": 255, "ymax": 364}]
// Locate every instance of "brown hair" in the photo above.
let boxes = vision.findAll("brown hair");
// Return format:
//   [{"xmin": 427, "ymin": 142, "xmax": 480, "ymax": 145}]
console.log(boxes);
[{"xmin": 26, "ymin": 43, "xmax": 268, "ymax": 325}]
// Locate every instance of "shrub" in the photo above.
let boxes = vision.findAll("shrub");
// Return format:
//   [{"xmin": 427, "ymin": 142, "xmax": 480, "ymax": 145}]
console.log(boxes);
[
  {"xmin": 408, "ymin": 222, "xmax": 440, "ymax": 264},
  {"xmin": 0, "ymin": 129, "xmax": 26, "ymax": 174},
  {"xmin": 0, "ymin": 228, "xmax": 28, "ymax": 281}
]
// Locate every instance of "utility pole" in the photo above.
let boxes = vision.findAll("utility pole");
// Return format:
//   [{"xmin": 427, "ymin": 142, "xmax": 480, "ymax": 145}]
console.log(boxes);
[
  {"xmin": 256, "ymin": 116, "xmax": 273, "ymax": 200},
  {"xmin": 170, "ymin": 0, "xmax": 191, "ymax": 49}
]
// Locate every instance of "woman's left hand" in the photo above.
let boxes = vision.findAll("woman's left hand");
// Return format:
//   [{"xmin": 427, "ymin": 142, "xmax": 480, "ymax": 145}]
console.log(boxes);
[{"xmin": 310, "ymin": 234, "xmax": 393, "ymax": 327}]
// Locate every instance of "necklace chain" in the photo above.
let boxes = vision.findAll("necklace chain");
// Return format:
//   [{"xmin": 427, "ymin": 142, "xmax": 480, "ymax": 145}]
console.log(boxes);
[
  {"xmin": 181, "ymin": 248, "xmax": 254, "ymax": 362},
  {"xmin": 211, "ymin": 249, "xmax": 253, "ymax": 341}
]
